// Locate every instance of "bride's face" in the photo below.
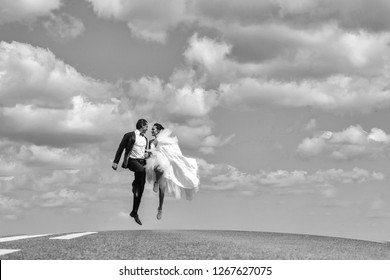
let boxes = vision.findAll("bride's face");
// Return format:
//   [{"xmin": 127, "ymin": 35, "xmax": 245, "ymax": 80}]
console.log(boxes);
[{"xmin": 151, "ymin": 125, "xmax": 159, "ymax": 136}]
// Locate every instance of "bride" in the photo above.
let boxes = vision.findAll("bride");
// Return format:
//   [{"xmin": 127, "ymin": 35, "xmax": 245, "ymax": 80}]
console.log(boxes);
[{"xmin": 146, "ymin": 123, "xmax": 199, "ymax": 220}]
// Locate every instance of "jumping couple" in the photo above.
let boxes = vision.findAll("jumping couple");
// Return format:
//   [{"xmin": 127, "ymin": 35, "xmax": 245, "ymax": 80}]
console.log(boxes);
[{"xmin": 112, "ymin": 119, "xmax": 199, "ymax": 225}]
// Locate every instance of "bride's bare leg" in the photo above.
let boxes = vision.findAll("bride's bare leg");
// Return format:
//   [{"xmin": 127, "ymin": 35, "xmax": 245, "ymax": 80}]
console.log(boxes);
[
  {"xmin": 157, "ymin": 177, "xmax": 166, "ymax": 220},
  {"xmin": 153, "ymin": 167, "xmax": 163, "ymax": 192}
]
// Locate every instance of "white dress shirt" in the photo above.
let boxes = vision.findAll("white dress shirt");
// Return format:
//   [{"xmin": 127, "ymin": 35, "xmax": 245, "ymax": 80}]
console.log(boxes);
[{"xmin": 129, "ymin": 129, "xmax": 147, "ymax": 159}]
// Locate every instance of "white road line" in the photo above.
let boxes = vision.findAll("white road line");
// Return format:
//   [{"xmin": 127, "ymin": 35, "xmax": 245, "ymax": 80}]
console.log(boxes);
[
  {"xmin": 0, "ymin": 234, "xmax": 52, "ymax": 243},
  {"xmin": 0, "ymin": 249, "xmax": 21, "ymax": 256},
  {"xmin": 50, "ymin": 232, "xmax": 98, "ymax": 240}
]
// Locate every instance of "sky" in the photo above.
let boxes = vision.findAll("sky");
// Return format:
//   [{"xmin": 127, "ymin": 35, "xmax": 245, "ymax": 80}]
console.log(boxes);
[{"xmin": 1, "ymin": 0, "xmax": 390, "ymax": 242}]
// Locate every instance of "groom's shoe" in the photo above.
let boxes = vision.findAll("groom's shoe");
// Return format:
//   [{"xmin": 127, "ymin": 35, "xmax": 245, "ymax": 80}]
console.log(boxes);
[
  {"xmin": 133, "ymin": 215, "xmax": 142, "ymax": 226},
  {"xmin": 130, "ymin": 212, "xmax": 142, "ymax": 225}
]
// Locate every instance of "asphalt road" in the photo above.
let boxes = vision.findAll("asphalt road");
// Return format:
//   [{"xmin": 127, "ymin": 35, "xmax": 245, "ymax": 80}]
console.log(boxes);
[{"xmin": 1, "ymin": 230, "xmax": 390, "ymax": 259}]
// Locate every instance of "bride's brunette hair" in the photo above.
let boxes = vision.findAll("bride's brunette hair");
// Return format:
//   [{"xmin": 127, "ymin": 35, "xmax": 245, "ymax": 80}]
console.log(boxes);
[{"xmin": 154, "ymin": 123, "xmax": 164, "ymax": 131}]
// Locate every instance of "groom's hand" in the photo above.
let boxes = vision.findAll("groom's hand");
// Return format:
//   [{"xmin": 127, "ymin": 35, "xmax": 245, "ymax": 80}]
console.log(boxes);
[{"xmin": 112, "ymin": 163, "xmax": 118, "ymax": 170}]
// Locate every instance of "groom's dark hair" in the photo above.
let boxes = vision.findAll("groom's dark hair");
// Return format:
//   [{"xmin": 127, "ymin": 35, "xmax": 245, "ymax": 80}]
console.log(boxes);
[
  {"xmin": 136, "ymin": 119, "xmax": 148, "ymax": 129},
  {"xmin": 153, "ymin": 123, "xmax": 164, "ymax": 131}
]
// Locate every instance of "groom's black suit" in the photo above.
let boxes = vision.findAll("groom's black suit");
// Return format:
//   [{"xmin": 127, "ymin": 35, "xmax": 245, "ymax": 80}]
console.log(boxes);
[
  {"xmin": 114, "ymin": 131, "xmax": 137, "ymax": 169},
  {"xmin": 114, "ymin": 131, "xmax": 148, "ymax": 223}
]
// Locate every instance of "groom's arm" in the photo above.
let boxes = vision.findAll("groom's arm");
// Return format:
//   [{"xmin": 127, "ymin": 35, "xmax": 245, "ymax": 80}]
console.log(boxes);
[{"xmin": 112, "ymin": 133, "xmax": 129, "ymax": 170}]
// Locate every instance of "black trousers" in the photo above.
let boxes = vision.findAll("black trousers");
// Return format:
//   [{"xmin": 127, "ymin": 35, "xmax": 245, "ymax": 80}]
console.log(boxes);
[{"xmin": 127, "ymin": 158, "xmax": 146, "ymax": 215}]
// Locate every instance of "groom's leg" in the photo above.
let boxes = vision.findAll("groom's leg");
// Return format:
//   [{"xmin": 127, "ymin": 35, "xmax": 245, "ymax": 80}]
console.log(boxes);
[
  {"xmin": 132, "ymin": 171, "xmax": 145, "ymax": 214},
  {"xmin": 128, "ymin": 159, "xmax": 146, "ymax": 215}
]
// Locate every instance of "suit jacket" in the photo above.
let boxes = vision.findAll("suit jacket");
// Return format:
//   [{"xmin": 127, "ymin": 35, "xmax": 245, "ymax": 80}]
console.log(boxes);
[{"xmin": 114, "ymin": 131, "xmax": 148, "ymax": 169}]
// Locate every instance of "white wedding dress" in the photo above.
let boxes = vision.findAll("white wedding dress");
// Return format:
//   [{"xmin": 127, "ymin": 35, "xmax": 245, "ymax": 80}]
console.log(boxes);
[{"xmin": 145, "ymin": 129, "xmax": 199, "ymax": 200}]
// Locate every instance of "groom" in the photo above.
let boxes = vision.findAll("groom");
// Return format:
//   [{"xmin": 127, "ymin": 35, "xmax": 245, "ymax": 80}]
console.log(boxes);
[{"xmin": 112, "ymin": 119, "xmax": 148, "ymax": 225}]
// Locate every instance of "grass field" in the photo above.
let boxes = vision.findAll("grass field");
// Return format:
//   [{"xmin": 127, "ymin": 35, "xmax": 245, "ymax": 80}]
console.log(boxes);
[{"xmin": 1, "ymin": 230, "xmax": 390, "ymax": 259}]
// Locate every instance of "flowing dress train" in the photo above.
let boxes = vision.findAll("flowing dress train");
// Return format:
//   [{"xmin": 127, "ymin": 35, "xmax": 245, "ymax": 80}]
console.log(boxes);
[{"xmin": 145, "ymin": 129, "xmax": 199, "ymax": 200}]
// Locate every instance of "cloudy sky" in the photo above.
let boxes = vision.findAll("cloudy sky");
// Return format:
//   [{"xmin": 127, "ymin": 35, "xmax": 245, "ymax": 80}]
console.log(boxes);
[{"xmin": 1, "ymin": 0, "xmax": 390, "ymax": 242}]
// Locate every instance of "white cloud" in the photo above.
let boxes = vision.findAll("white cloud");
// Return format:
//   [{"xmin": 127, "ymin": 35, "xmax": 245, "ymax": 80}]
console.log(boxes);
[
  {"xmin": 185, "ymin": 0, "xmax": 390, "ymax": 91},
  {"xmin": 183, "ymin": 31, "xmax": 388, "ymax": 111},
  {"xmin": 191, "ymin": 0, "xmax": 390, "ymax": 32},
  {"xmin": 0, "ymin": 41, "xmax": 129, "ymax": 145},
  {"xmin": 167, "ymin": 86, "xmax": 218, "ymax": 118},
  {"xmin": 168, "ymin": 123, "xmax": 234, "ymax": 154},
  {"xmin": 198, "ymin": 158, "xmax": 384, "ymax": 195},
  {"xmin": 297, "ymin": 125, "xmax": 390, "ymax": 160},
  {"xmin": 0, "ymin": 41, "xmax": 115, "ymax": 107},
  {"xmin": 206, "ymin": 17, "xmax": 390, "ymax": 80},
  {"xmin": 0, "ymin": 0, "xmax": 61, "ymax": 24},
  {"xmin": 258, "ymin": 170, "xmax": 308, "ymax": 187},
  {"xmin": 63, "ymin": 95, "xmax": 121, "ymax": 134},
  {"xmin": 219, "ymin": 73, "xmax": 390, "ymax": 112},
  {"xmin": 277, "ymin": 0, "xmax": 390, "ymax": 32},
  {"xmin": 30, "ymin": 170, "xmax": 79, "ymax": 191},
  {"xmin": 0, "ymin": 142, "xmax": 28, "ymax": 175},
  {"xmin": 17, "ymin": 145, "xmax": 88, "ymax": 167},
  {"xmin": 367, "ymin": 128, "xmax": 390, "ymax": 144},
  {"xmin": 310, "ymin": 168, "xmax": 372, "ymax": 184},
  {"xmin": 0, "ymin": 97, "xmax": 123, "ymax": 146},
  {"xmin": 178, "ymin": 28, "xmax": 390, "ymax": 113},
  {"xmin": 0, "ymin": 39, "xmax": 232, "ymax": 201},
  {"xmin": 85, "ymin": 0, "xmax": 187, "ymax": 43},
  {"xmin": 32, "ymin": 188, "xmax": 91, "ymax": 208},
  {"xmin": 199, "ymin": 134, "xmax": 235, "ymax": 155},
  {"xmin": 83, "ymin": 0, "xmax": 390, "ymax": 46},
  {"xmin": 256, "ymin": 168, "xmax": 382, "ymax": 187},
  {"xmin": 184, "ymin": 34, "xmax": 232, "ymax": 75},
  {"xmin": 0, "ymin": 194, "xmax": 22, "ymax": 210},
  {"xmin": 0, "ymin": 158, "xmax": 129, "ymax": 193},
  {"xmin": 123, "ymin": 76, "xmax": 231, "ymax": 153},
  {"xmin": 0, "ymin": 156, "xmax": 18, "ymax": 174},
  {"xmin": 0, "ymin": 192, "xmax": 26, "ymax": 219},
  {"xmin": 0, "ymin": 176, "xmax": 14, "ymax": 193},
  {"xmin": 126, "ymin": 76, "xmax": 219, "ymax": 119},
  {"xmin": 297, "ymin": 134, "xmax": 329, "ymax": 157},
  {"xmin": 42, "ymin": 13, "xmax": 85, "ymax": 41}
]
